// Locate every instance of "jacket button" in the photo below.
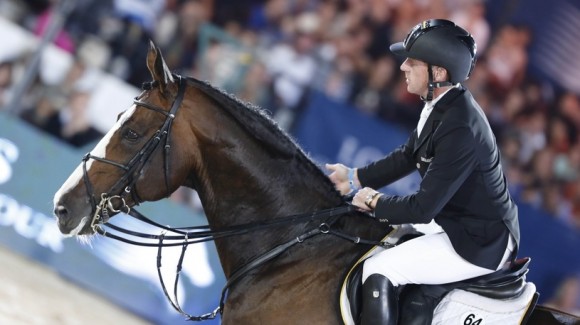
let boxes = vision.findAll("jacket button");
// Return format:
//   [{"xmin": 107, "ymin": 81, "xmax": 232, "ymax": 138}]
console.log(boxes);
[{"xmin": 416, "ymin": 163, "xmax": 421, "ymax": 169}]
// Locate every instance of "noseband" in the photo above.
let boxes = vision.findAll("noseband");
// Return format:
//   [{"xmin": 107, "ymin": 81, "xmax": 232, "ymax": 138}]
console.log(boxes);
[{"xmin": 81, "ymin": 76, "xmax": 186, "ymax": 231}]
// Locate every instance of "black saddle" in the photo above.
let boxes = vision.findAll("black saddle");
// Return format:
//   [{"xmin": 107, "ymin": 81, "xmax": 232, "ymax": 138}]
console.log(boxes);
[{"xmin": 345, "ymin": 251, "xmax": 537, "ymax": 325}]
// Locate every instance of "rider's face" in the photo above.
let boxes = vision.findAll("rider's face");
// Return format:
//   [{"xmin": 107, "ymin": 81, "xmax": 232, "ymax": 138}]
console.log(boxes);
[{"xmin": 400, "ymin": 58, "xmax": 429, "ymax": 98}]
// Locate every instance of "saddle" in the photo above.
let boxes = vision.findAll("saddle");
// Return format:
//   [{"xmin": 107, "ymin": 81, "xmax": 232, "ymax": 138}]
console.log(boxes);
[{"xmin": 340, "ymin": 232, "xmax": 539, "ymax": 325}]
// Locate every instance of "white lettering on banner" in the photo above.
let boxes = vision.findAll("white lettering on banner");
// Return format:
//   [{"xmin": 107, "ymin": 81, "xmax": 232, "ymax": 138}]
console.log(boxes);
[
  {"xmin": 0, "ymin": 193, "xmax": 64, "ymax": 253},
  {"xmin": 0, "ymin": 138, "xmax": 19, "ymax": 184}
]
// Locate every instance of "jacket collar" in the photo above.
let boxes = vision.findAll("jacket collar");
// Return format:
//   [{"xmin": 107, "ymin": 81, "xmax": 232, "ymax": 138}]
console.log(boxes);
[{"xmin": 413, "ymin": 86, "xmax": 465, "ymax": 154}]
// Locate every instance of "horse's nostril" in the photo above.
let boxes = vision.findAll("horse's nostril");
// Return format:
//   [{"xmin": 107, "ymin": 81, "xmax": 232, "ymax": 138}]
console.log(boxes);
[{"xmin": 54, "ymin": 205, "xmax": 68, "ymax": 219}]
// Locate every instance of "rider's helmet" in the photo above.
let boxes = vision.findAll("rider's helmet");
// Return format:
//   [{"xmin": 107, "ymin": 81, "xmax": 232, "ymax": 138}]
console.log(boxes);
[{"xmin": 389, "ymin": 19, "xmax": 477, "ymax": 100}]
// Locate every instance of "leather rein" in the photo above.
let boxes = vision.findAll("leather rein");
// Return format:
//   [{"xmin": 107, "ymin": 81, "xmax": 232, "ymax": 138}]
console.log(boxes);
[{"xmin": 80, "ymin": 75, "xmax": 389, "ymax": 321}]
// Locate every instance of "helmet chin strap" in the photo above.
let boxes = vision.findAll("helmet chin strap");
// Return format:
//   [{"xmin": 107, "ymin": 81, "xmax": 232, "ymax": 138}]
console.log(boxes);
[{"xmin": 423, "ymin": 64, "xmax": 453, "ymax": 101}]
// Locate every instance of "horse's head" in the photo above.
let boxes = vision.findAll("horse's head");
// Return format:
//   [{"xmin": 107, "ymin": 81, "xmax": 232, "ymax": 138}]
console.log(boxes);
[{"xmin": 53, "ymin": 42, "xmax": 193, "ymax": 236}]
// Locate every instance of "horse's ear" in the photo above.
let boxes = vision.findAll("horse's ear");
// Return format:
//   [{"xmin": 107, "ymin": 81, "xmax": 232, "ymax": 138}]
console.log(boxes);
[{"xmin": 146, "ymin": 40, "xmax": 174, "ymax": 93}]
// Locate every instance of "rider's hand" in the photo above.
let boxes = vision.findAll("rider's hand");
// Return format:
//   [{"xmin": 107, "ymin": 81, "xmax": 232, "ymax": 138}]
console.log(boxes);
[
  {"xmin": 325, "ymin": 163, "xmax": 360, "ymax": 196},
  {"xmin": 352, "ymin": 187, "xmax": 382, "ymax": 211}
]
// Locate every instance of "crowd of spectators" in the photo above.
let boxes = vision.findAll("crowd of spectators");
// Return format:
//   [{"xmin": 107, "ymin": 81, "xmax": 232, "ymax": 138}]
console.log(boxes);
[
  {"xmin": 0, "ymin": 0, "xmax": 579, "ymax": 314},
  {"xmin": 1, "ymin": 1, "xmax": 579, "ymax": 227}
]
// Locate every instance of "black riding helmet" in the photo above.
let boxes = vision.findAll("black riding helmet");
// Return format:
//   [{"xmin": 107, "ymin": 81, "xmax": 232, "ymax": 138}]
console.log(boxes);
[{"xmin": 390, "ymin": 19, "xmax": 477, "ymax": 100}]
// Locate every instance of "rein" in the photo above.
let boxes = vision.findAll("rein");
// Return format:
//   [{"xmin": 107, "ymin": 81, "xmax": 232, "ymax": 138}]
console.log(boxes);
[{"xmin": 93, "ymin": 200, "xmax": 390, "ymax": 321}]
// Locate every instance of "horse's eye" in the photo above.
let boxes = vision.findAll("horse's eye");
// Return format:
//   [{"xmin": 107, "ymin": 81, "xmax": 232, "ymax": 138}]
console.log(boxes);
[{"xmin": 123, "ymin": 128, "xmax": 140, "ymax": 142}]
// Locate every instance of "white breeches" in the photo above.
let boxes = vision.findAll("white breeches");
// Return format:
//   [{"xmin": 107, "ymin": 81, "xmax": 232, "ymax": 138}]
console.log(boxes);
[{"xmin": 362, "ymin": 226, "xmax": 514, "ymax": 286}]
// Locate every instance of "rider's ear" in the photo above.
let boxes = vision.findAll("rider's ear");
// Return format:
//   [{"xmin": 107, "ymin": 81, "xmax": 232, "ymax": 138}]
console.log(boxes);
[
  {"xmin": 146, "ymin": 40, "xmax": 175, "ymax": 96},
  {"xmin": 434, "ymin": 66, "xmax": 449, "ymax": 82}
]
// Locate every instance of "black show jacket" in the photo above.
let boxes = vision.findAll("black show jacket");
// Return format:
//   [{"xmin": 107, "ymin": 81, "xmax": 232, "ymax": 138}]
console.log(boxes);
[{"xmin": 358, "ymin": 87, "xmax": 520, "ymax": 270}]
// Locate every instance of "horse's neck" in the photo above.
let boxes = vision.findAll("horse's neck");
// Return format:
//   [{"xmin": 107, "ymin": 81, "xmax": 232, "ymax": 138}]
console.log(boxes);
[
  {"xmin": 197, "ymin": 152, "xmax": 339, "ymax": 276},
  {"xmin": 184, "ymin": 104, "xmax": 341, "ymax": 276}
]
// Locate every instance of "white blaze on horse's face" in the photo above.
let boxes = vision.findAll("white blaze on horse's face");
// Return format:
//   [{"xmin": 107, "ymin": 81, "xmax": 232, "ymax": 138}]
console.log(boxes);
[{"xmin": 53, "ymin": 104, "xmax": 137, "ymax": 236}]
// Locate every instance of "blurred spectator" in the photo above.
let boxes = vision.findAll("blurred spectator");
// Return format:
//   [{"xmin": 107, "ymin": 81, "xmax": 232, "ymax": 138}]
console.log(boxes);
[
  {"xmin": 500, "ymin": 129, "xmax": 524, "ymax": 194},
  {"xmin": 555, "ymin": 144, "xmax": 580, "ymax": 183},
  {"xmin": 564, "ymin": 175, "xmax": 580, "ymax": 229},
  {"xmin": 547, "ymin": 116, "xmax": 574, "ymax": 168},
  {"xmin": 363, "ymin": 0, "xmax": 394, "ymax": 60},
  {"xmin": 486, "ymin": 25, "xmax": 531, "ymax": 97},
  {"xmin": 33, "ymin": 6, "xmax": 75, "ymax": 53},
  {"xmin": 98, "ymin": 0, "xmax": 166, "ymax": 86},
  {"xmin": 58, "ymin": 90, "xmax": 102, "ymax": 147},
  {"xmin": 545, "ymin": 275, "xmax": 580, "ymax": 316},
  {"xmin": 64, "ymin": 0, "xmax": 114, "ymax": 41},
  {"xmin": 21, "ymin": 89, "xmax": 102, "ymax": 147},
  {"xmin": 105, "ymin": 17, "xmax": 151, "ymax": 85},
  {"xmin": 0, "ymin": 0, "xmax": 29, "ymax": 23},
  {"xmin": 449, "ymin": 0, "xmax": 490, "ymax": 54},
  {"xmin": 541, "ymin": 181, "xmax": 573, "ymax": 225},
  {"xmin": 522, "ymin": 80, "xmax": 550, "ymax": 113},
  {"xmin": 520, "ymin": 147, "xmax": 554, "ymax": 210},
  {"xmin": 264, "ymin": 11, "xmax": 320, "ymax": 130},
  {"xmin": 525, "ymin": 148, "xmax": 555, "ymax": 189},
  {"xmin": 20, "ymin": 90, "xmax": 61, "ymax": 136},
  {"xmin": 557, "ymin": 92, "xmax": 580, "ymax": 133},
  {"xmin": 516, "ymin": 109, "xmax": 547, "ymax": 165},
  {"xmin": 112, "ymin": 0, "xmax": 164, "ymax": 33},
  {"xmin": 389, "ymin": 0, "xmax": 421, "ymax": 44},
  {"xmin": 158, "ymin": 0, "xmax": 210, "ymax": 76},
  {"xmin": 350, "ymin": 54, "xmax": 398, "ymax": 117},
  {"xmin": 18, "ymin": 54, "xmax": 102, "ymax": 147},
  {"xmin": 237, "ymin": 61, "xmax": 271, "ymax": 109},
  {"xmin": 0, "ymin": 60, "xmax": 16, "ymax": 107},
  {"xmin": 246, "ymin": 0, "xmax": 289, "ymax": 46}
]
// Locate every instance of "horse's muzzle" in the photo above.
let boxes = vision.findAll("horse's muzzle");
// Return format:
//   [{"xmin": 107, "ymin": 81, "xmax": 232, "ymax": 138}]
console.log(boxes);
[{"xmin": 53, "ymin": 202, "xmax": 92, "ymax": 236}]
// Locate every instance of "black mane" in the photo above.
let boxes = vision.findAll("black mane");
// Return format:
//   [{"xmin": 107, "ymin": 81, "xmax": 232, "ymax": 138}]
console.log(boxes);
[{"xmin": 186, "ymin": 77, "xmax": 342, "ymax": 201}]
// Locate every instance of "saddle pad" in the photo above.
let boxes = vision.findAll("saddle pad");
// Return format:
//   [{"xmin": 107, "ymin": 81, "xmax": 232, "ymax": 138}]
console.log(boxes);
[{"xmin": 432, "ymin": 282, "xmax": 537, "ymax": 325}]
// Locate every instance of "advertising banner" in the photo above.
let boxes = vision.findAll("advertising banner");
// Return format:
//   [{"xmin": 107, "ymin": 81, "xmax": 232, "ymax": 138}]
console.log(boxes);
[{"xmin": 0, "ymin": 112, "xmax": 224, "ymax": 324}]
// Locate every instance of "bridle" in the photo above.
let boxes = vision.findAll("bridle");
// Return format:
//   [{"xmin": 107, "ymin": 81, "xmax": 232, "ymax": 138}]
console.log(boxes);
[
  {"xmin": 81, "ymin": 75, "xmax": 186, "ymax": 231},
  {"xmin": 78, "ymin": 74, "xmax": 392, "ymax": 321}
]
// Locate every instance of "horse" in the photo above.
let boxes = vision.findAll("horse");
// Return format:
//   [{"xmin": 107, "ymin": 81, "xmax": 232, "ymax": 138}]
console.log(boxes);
[{"xmin": 53, "ymin": 42, "xmax": 579, "ymax": 324}]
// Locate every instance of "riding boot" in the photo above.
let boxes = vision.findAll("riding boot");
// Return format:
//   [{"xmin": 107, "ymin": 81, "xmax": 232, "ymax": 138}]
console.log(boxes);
[{"xmin": 360, "ymin": 274, "xmax": 398, "ymax": 325}]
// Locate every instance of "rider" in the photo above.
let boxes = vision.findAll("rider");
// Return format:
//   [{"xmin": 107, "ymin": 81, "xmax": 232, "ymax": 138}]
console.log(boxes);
[{"xmin": 326, "ymin": 19, "xmax": 520, "ymax": 324}]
